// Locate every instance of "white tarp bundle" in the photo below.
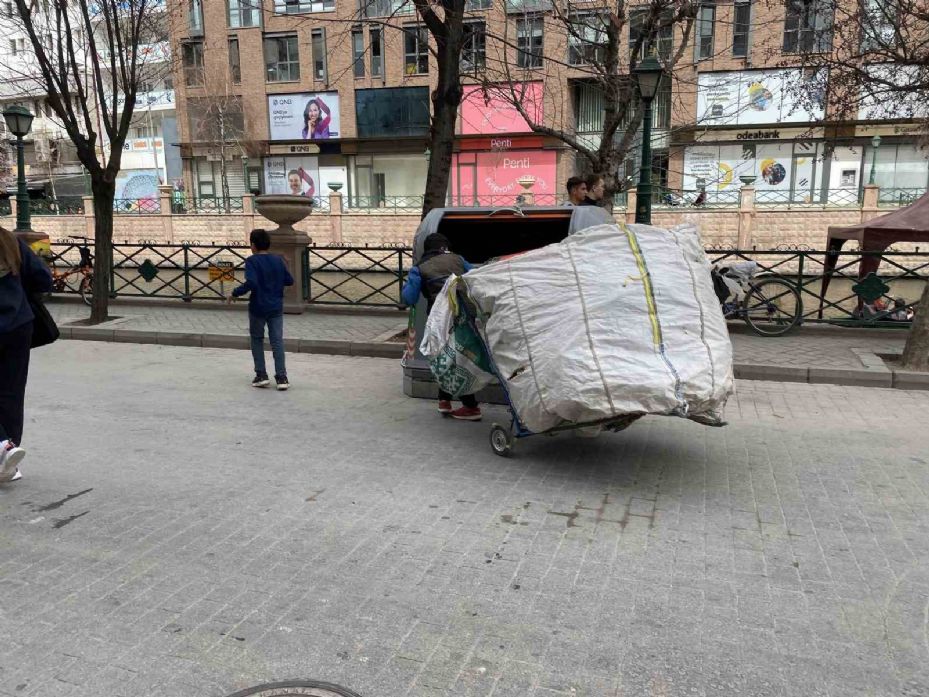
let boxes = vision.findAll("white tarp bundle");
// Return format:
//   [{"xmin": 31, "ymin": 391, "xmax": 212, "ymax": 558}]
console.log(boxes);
[{"xmin": 452, "ymin": 222, "xmax": 734, "ymax": 433}]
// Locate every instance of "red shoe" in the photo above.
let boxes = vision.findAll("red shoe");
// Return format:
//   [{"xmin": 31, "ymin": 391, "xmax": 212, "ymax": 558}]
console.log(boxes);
[
  {"xmin": 438, "ymin": 400, "xmax": 453, "ymax": 414},
  {"xmin": 450, "ymin": 406, "xmax": 482, "ymax": 421}
]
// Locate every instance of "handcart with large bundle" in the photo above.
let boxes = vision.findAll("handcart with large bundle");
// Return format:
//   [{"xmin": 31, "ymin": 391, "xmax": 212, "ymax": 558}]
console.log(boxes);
[{"xmin": 420, "ymin": 222, "xmax": 735, "ymax": 457}]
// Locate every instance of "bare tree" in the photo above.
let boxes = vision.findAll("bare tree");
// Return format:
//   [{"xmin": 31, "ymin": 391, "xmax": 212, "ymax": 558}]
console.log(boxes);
[
  {"xmin": 0, "ymin": 0, "xmax": 167, "ymax": 323},
  {"xmin": 188, "ymin": 93, "xmax": 249, "ymax": 208},
  {"xmin": 476, "ymin": 0, "xmax": 698, "ymax": 207}
]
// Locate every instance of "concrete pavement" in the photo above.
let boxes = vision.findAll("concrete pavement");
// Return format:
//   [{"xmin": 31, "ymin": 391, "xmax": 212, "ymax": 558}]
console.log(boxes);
[
  {"xmin": 1, "ymin": 341, "xmax": 928, "ymax": 696},
  {"xmin": 48, "ymin": 299, "xmax": 920, "ymax": 389}
]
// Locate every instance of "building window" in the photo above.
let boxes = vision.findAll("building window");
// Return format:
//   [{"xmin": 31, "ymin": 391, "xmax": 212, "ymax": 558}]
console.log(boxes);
[
  {"xmin": 370, "ymin": 28, "xmax": 383, "ymax": 77},
  {"xmin": 189, "ymin": 0, "xmax": 203, "ymax": 34},
  {"xmin": 568, "ymin": 13, "xmax": 607, "ymax": 65},
  {"xmin": 860, "ymin": 0, "xmax": 896, "ymax": 51},
  {"xmin": 629, "ymin": 8, "xmax": 673, "ymax": 61},
  {"xmin": 312, "ymin": 28, "xmax": 328, "ymax": 82},
  {"xmin": 355, "ymin": 87, "xmax": 431, "ymax": 137},
  {"xmin": 3, "ymin": 3, "xmax": 13, "ymax": 18},
  {"xmin": 352, "ymin": 28, "xmax": 365, "ymax": 78},
  {"xmin": 516, "ymin": 17, "xmax": 543, "ymax": 69},
  {"xmin": 228, "ymin": 0, "xmax": 260, "ymax": 27},
  {"xmin": 695, "ymin": 2, "xmax": 715, "ymax": 60},
  {"xmin": 466, "ymin": 0, "xmax": 491, "ymax": 9},
  {"xmin": 403, "ymin": 26, "xmax": 429, "ymax": 75},
  {"xmin": 264, "ymin": 34, "xmax": 300, "ymax": 82},
  {"xmin": 228, "ymin": 37, "xmax": 241, "ymax": 83},
  {"xmin": 182, "ymin": 41, "xmax": 204, "ymax": 86},
  {"xmin": 732, "ymin": 0, "xmax": 751, "ymax": 57},
  {"xmin": 783, "ymin": 0, "xmax": 833, "ymax": 53},
  {"xmin": 362, "ymin": 0, "xmax": 413, "ymax": 18},
  {"xmin": 274, "ymin": 0, "xmax": 335, "ymax": 13},
  {"xmin": 461, "ymin": 21, "xmax": 486, "ymax": 72},
  {"xmin": 9, "ymin": 37, "xmax": 24, "ymax": 55}
]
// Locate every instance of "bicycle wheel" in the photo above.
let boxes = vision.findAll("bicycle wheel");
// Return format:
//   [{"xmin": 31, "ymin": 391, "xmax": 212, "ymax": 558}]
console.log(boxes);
[
  {"xmin": 742, "ymin": 278, "xmax": 802, "ymax": 336},
  {"xmin": 79, "ymin": 275, "xmax": 93, "ymax": 306}
]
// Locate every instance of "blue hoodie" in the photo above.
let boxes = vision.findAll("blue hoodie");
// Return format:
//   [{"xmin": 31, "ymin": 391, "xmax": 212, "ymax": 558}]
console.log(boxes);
[
  {"xmin": 0, "ymin": 238, "xmax": 53, "ymax": 334},
  {"xmin": 231, "ymin": 253, "xmax": 294, "ymax": 318}
]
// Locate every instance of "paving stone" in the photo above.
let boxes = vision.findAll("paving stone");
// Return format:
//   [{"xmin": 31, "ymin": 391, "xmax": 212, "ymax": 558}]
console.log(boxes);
[{"xmin": 1, "ymin": 344, "xmax": 928, "ymax": 696}]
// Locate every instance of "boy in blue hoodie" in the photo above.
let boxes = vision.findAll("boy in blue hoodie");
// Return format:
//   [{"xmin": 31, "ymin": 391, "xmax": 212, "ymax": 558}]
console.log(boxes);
[{"xmin": 227, "ymin": 229, "xmax": 294, "ymax": 390}]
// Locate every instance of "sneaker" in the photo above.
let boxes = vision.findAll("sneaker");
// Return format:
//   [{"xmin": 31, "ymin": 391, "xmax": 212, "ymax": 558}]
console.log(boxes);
[
  {"xmin": 450, "ymin": 406, "xmax": 482, "ymax": 422},
  {"xmin": 9, "ymin": 469, "xmax": 21, "ymax": 482},
  {"xmin": 275, "ymin": 376, "xmax": 290, "ymax": 391},
  {"xmin": 0, "ymin": 441, "xmax": 25, "ymax": 482},
  {"xmin": 252, "ymin": 374, "xmax": 270, "ymax": 388},
  {"xmin": 438, "ymin": 400, "xmax": 453, "ymax": 414}
]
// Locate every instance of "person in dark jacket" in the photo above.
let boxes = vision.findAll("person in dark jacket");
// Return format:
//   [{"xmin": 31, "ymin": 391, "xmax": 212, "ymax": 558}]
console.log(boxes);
[
  {"xmin": 0, "ymin": 226, "xmax": 53, "ymax": 482},
  {"xmin": 401, "ymin": 233, "xmax": 482, "ymax": 421},
  {"xmin": 227, "ymin": 229, "xmax": 294, "ymax": 390}
]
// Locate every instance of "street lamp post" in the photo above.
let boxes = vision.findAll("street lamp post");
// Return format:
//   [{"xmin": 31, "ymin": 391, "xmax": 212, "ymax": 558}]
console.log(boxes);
[
  {"xmin": 3, "ymin": 105, "xmax": 36, "ymax": 233},
  {"xmin": 633, "ymin": 56, "xmax": 663, "ymax": 225},
  {"xmin": 868, "ymin": 134, "xmax": 881, "ymax": 186}
]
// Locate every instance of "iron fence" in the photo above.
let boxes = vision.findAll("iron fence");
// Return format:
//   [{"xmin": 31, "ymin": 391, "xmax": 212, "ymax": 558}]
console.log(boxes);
[
  {"xmin": 30, "ymin": 197, "xmax": 86, "ymax": 215},
  {"xmin": 754, "ymin": 188, "xmax": 862, "ymax": 207},
  {"xmin": 46, "ymin": 242, "xmax": 929, "ymax": 324},
  {"xmin": 0, "ymin": 200, "xmax": 10, "ymax": 216},
  {"xmin": 114, "ymin": 198, "xmax": 161, "ymax": 214},
  {"xmin": 302, "ymin": 245, "xmax": 413, "ymax": 306},
  {"xmin": 652, "ymin": 188, "xmax": 740, "ymax": 208},
  {"xmin": 707, "ymin": 248, "xmax": 929, "ymax": 327},
  {"xmin": 345, "ymin": 195, "xmax": 424, "ymax": 211},
  {"xmin": 878, "ymin": 187, "xmax": 926, "ymax": 207},
  {"xmin": 171, "ymin": 196, "xmax": 245, "ymax": 214}
]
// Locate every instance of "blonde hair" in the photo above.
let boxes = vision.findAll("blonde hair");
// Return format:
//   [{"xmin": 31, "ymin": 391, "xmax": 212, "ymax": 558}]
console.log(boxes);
[{"xmin": 0, "ymin": 226, "xmax": 21, "ymax": 276}]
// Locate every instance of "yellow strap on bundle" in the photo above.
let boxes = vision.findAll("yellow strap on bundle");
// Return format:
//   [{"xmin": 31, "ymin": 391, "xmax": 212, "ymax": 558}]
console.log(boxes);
[{"xmin": 620, "ymin": 222, "xmax": 662, "ymax": 348}]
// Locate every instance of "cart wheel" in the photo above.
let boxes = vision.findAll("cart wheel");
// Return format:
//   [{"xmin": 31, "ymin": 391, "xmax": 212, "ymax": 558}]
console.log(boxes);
[{"xmin": 490, "ymin": 424, "xmax": 514, "ymax": 458}]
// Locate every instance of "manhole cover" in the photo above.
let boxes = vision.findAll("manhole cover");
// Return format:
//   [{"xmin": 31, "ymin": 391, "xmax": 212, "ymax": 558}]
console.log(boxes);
[{"xmin": 226, "ymin": 681, "xmax": 362, "ymax": 697}]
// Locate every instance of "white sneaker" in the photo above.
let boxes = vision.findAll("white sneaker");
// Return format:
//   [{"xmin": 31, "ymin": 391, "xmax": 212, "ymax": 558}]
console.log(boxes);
[
  {"xmin": 10, "ymin": 469, "xmax": 21, "ymax": 482},
  {"xmin": 0, "ymin": 441, "xmax": 25, "ymax": 482}
]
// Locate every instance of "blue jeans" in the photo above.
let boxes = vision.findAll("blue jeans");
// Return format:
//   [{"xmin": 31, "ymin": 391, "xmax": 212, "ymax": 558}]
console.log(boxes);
[{"xmin": 249, "ymin": 312, "xmax": 286, "ymax": 378}]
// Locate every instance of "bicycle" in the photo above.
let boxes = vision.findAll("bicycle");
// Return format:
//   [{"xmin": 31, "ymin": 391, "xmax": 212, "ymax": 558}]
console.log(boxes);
[
  {"xmin": 49, "ymin": 236, "xmax": 94, "ymax": 306},
  {"xmin": 712, "ymin": 261, "xmax": 802, "ymax": 336}
]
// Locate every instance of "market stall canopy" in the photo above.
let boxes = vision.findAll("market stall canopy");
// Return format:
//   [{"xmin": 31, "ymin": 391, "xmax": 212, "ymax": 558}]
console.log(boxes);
[
  {"xmin": 821, "ymin": 191, "xmax": 929, "ymax": 313},
  {"xmin": 826, "ymin": 192, "xmax": 929, "ymax": 252}
]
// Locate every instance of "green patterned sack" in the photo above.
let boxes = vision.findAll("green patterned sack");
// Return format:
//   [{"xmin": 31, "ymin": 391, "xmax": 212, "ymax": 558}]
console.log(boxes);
[{"xmin": 428, "ymin": 317, "xmax": 495, "ymax": 397}]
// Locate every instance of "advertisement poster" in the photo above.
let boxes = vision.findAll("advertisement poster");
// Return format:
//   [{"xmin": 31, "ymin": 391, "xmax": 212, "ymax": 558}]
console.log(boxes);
[
  {"xmin": 263, "ymin": 156, "xmax": 320, "ymax": 198},
  {"xmin": 268, "ymin": 93, "xmax": 340, "ymax": 141},
  {"xmin": 683, "ymin": 145, "xmax": 752, "ymax": 192},
  {"xmin": 697, "ymin": 69, "xmax": 822, "ymax": 126},
  {"xmin": 115, "ymin": 169, "xmax": 160, "ymax": 208},
  {"xmin": 453, "ymin": 150, "xmax": 556, "ymax": 203},
  {"xmin": 459, "ymin": 83, "xmax": 543, "ymax": 135}
]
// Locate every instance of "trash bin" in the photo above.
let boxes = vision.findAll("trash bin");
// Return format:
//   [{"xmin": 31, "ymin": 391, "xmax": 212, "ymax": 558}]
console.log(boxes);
[{"xmin": 402, "ymin": 205, "xmax": 613, "ymax": 401}]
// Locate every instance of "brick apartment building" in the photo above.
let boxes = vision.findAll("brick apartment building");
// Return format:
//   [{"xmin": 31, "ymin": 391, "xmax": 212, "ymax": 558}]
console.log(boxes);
[{"xmin": 169, "ymin": 0, "xmax": 928, "ymax": 210}]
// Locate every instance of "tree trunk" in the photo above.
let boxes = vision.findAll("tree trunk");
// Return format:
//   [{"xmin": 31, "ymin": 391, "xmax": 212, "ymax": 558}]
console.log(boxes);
[
  {"xmin": 89, "ymin": 176, "xmax": 116, "ymax": 325},
  {"xmin": 901, "ymin": 280, "xmax": 929, "ymax": 370},
  {"xmin": 421, "ymin": 30, "xmax": 464, "ymax": 219}
]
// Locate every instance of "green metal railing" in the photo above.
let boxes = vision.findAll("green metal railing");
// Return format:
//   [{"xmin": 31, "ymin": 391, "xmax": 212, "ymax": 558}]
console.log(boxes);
[
  {"xmin": 47, "ymin": 242, "xmax": 929, "ymax": 324},
  {"xmin": 170, "ymin": 196, "xmax": 245, "ymax": 214},
  {"xmin": 303, "ymin": 245, "xmax": 412, "ymax": 306},
  {"xmin": 114, "ymin": 198, "xmax": 160, "ymax": 214},
  {"xmin": 30, "ymin": 197, "xmax": 86, "ymax": 215},
  {"xmin": 707, "ymin": 247, "xmax": 929, "ymax": 327},
  {"xmin": 878, "ymin": 187, "xmax": 926, "ymax": 207},
  {"xmin": 754, "ymin": 188, "xmax": 862, "ymax": 207}
]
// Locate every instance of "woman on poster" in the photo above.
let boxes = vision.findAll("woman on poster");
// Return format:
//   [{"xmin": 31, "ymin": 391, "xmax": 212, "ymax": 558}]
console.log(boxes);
[
  {"xmin": 301, "ymin": 98, "xmax": 331, "ymax": 140},
  {"xmin": 287, "ymin": 169, "xmax": 316, "ymax": 198}
]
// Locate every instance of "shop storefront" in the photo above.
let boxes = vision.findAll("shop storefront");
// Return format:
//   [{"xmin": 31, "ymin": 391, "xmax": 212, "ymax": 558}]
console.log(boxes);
[
  {"xmin": 262, "ymin": 91, "xmax": 346, "ymax": 199},
  {"xmin": 450, "ymin": 83, "xmax": 558, "ymax": 205}
]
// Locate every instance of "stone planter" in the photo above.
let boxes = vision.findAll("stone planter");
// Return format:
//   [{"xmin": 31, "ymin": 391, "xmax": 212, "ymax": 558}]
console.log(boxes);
[{"xmin": 255, "ymin": 194, "xmax": 313, "ymax": 314}]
